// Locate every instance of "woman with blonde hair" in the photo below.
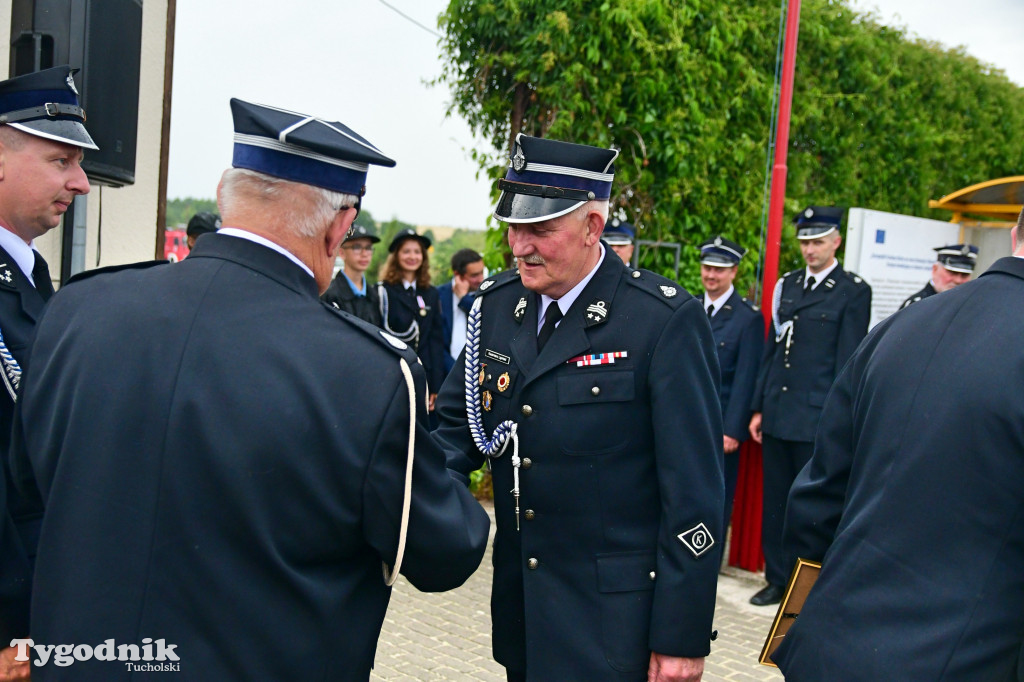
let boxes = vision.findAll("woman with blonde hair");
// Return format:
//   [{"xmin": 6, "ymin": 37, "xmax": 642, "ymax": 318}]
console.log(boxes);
[{"xmin": 378, "ymin": 228, "xmax": 446, "ymax": 414}]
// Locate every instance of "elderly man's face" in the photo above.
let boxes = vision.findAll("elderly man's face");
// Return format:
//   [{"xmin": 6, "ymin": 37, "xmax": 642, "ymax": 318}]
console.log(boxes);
[
  {"xmin": 932, "ymin": 262, "xmax": 971, "ymax": 292},
  {"xmin": 508, "ymin": 208, "xmax": 601, "ymax": 298},
  {"xmin": 0, "ymin": 131, "xmax": 89, "ymax": 242}
]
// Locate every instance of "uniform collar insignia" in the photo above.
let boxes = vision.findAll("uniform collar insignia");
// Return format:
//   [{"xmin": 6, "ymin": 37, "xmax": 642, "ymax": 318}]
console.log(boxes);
[
  {"xmin": 479, "ymin": 279, "xmax": 494, "ymax": 291},
  {"xmin": 0, "ymin": 265, "xmax": 15, "ymax": 290},
  {"xmin": 513, "ymin": 296, "xmax": 528, "ymax": 323},
  {"xmin": 659, "ymin": 285, "xmax": 677, "ymax": 298},
  {"xmin": 585, "ymin": 299, "xmax": 609, "ymax": 326}
]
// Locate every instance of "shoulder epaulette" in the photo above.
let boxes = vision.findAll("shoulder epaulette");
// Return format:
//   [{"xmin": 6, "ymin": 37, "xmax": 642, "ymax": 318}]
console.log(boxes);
[
  {"xmin": 476, "ymin": 268, "xmax": 521, "ymax": 296},
  {"xmin": 622, "ymin": 268, "xmax": 691, "ymax": 309},
  {"xmin": 842, "ymin": 269, "xmax": 868, "ymax": 286},
  {"xmin": 65, "ymin": 260, "xmax": 168, "ymax": 286},
  {"xmin": 321, "ymin": 301, "xmax": 419, "ymax": 361},
  {"xmin": 740, "ymin": 297, "xmax": 760, "ymax": 312}
]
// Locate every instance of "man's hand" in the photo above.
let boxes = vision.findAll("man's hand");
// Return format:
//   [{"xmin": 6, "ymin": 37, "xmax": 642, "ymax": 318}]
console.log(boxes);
[
  {"xmin": 428, "ymin": 393, "xmax": 437, "ymax": 412},
  {"xmin": 452, "ymin": 273, "xmax": 471, "ymax": 299},
  {"xmin": 648, "ymin": 652, "xmax": 704, "ymax": 682},
  {"xmin": 723, "ymin": 435, "xmax": 740, "ymax": 453},
  {"xmin": 748, "ymin": 412, "xmax": 762, "ymax": 444},
  {"xmin": 0, "ymin": 645, "xmax": 30, "ymax": 682}
]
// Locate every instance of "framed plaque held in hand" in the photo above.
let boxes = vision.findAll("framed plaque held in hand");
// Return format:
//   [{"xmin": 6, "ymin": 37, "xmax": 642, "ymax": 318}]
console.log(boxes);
[{"xmin": 759, "ymin": 558, "xmax": 821, "ymax": 667}]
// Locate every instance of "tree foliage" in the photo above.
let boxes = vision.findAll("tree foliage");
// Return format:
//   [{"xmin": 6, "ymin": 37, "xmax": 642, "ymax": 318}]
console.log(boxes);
[{"xmin": 437, "ymin": 0, "xmax": 1024, "ymax": 296}]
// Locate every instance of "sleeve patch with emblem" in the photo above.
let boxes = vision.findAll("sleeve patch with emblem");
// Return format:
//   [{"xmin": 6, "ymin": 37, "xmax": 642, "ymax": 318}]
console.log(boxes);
[{"xmin": 677, "ymin": 522, "xmax": 715, "ymax": 558}]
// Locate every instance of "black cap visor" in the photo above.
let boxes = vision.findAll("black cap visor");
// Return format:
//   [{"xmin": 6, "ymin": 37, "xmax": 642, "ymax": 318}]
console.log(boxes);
[
  {"xmin": 941, "ymin": 259, "xmax": 975, "ymax": 274},
  {"xmin": 10, "ymin": 119, "xmax": 97, "ymax": 150}
]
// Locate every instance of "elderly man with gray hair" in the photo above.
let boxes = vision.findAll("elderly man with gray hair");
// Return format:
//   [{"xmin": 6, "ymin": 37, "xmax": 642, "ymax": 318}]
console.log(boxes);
[{"xmin": 9, "ymin": 99, "xmax": 488, "ymax": 681}]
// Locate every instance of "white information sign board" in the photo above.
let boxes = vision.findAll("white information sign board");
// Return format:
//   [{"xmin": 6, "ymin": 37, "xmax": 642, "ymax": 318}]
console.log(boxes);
[{"xmin": 844, "ymin": 208, "xmax": 960, "ymax": 329}]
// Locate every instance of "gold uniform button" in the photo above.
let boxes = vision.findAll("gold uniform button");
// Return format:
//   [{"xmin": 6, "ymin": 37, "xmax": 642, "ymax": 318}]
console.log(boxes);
[
  {"xmin": 521, "ymin": 405, "xmax": 534, "ymax": 416},
  {"xmin": 591, "ymin": 386, "xmax": 600, "ymax": 396},
  {"xmin": 521, "ymin": 457, "xmax": 533, "ymax": 469},
  {"xmin": 527, "ymin": 558, "xmax": 539, "ymax": 570},
  {"xmin": 524, "ymin": 509, "xmax": 535, "ymax": 521}
]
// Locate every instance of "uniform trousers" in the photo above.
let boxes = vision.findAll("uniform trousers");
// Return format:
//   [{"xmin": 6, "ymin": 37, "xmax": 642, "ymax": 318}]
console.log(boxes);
[{"xmin": 761, "ymin": 435, "xmax": 814, "ymax": 586}]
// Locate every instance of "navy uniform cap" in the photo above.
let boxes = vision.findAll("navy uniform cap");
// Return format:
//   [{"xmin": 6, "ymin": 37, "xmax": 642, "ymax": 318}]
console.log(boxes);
[
  {"xmin": 186, "ymin": 212, "xmax": 221, "ymax": 238},
  {"xmin": 0, "ymin": 66, "xmax": 97, "ymax": 149},
  {"xmin": 794, "ymin": 206, "xmax": 844, "ymax": 240},
  {"xmin": 604, "ymin": 219, "xmax": 635, "ymax": 246},
  {"xmin": 230, "ymin": 98, "xmax": 395, "ymax": 196},
  {"xmin": 344, "ymin": 223, "xmax": 380, "ymax": 244},
  {"xmin": 494, "ymin": 133, "xmax": 619, "ymax": 224},
  {"xmin": 934, "ymin": 243, "xmax": 978, "ymax": 273},
  {"xmin": 388, "ymin": 227, "xmax": 431, "ymax": 253},
  {"xmin": 699, "ymin": 235, "xmax": 746, "ymax": 267}
]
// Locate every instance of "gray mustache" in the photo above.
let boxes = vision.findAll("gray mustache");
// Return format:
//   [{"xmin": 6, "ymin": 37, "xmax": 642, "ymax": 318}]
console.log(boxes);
[{"xmin": 518, "ymin": 255, "xmax": 545, "ymax": 266}]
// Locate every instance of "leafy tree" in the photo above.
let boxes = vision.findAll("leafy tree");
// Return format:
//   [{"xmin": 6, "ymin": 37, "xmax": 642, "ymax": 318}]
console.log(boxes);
[
  {"xmin": 437, "ymin": 0, "xmax": 1024, "ymax": 296},
  {"xmin": 165, "ymin": 197, "xmax": 219, "ymax": 229}
]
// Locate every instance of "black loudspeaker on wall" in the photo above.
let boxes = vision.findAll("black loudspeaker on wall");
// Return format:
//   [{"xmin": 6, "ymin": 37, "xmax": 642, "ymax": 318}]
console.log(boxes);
[{"xmin": 10, "ymin": 0, "xmax": 144, "ymax": 187}]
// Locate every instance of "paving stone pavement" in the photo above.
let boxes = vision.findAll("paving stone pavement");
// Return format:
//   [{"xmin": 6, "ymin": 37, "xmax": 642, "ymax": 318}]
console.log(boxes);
[{"xmin": 372, "ymin": 503, "xmax": 783, "ymax": 681}]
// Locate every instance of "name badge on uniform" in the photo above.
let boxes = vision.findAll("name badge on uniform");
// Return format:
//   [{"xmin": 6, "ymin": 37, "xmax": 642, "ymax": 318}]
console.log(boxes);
[{"xmin": 484, "ymin": 349, "xmax": 511, "ymax": 365}]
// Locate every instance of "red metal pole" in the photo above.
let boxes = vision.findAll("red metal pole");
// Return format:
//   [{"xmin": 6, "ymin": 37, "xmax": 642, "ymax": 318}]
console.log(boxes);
[{"xmin": 759, "ymin": 0, "xmax": 803, "ymax": 330}]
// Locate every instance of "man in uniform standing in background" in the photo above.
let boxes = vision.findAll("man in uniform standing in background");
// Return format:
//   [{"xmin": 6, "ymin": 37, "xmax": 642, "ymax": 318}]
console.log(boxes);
[
  {"xmin": 322, "ymin": 223, "xmax": 383, "ymax": 326},
  {"xmin": 747, "ymin": 206, "xmax": 871, "ymax": 606},
  {"xmin": 0, "ymin": 66, "xmax": 94, "ymax": 680},
  {"xmin": 900, "ymin": 242, "xmax": 978, "ymax": 308},
  {"xmin": 698, "ymin": 236, "xmax": 762, "ymax": 533},
  {"xmin": 603, "ymin": 217, "xmax": 635, "ymax": 265},
  {"xmin": 436, "ymin": 133, "xmax": 724, "ymax": 682}
]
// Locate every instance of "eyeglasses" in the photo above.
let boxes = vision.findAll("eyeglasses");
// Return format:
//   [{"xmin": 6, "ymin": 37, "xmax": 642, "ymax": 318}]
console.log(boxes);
[{"xmin": 343, "ymin": 244, "xmax": 374, "ymax": 253}]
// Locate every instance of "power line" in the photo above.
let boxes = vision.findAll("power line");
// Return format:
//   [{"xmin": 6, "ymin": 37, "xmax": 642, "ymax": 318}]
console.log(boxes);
[{"xmin": 376, "ymin": 0, "xmax": 442, "ymax": 39}]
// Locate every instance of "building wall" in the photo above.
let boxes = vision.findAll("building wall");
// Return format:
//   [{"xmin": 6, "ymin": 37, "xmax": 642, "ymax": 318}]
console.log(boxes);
[{"xmin": 1, "ymin": 0, "xmax": 172, "ymax": 282}]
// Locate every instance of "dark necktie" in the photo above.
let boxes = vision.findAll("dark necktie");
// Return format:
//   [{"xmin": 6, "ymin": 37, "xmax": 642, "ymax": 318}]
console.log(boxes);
[
  {"xmin": 32, "ymin": 251, "xmax": 54, "ymax": 302},
  {"xmin": 537, "ymin": 304, "xmax": 563, "ymax": 351},
  {"xmin": 707, "ymin": 302, "xmax": 714, "ymax": 318},
  {"xmin": 805, "ymin": 275, "xmax": 816, "ymax": 291}
]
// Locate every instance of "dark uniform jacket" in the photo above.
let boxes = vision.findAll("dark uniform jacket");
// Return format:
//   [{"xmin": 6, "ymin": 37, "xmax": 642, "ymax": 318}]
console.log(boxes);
[
  {"xmin": 899, "ymin": 280, "xmax": 936, "ymax": 309},
  {"xmin": 751, "ymin": 264, "xmax": 871, "ymax": 442},
  {"xmin": 435, "ymin": 252, "xmax": 724, "ymax": 680},
  {"xmin": 775, "ymin": 257, "xmax": 1024, "ymax": 681},
  {"xmin": 322, "ymin": 269, "xmax": 383, "ymax": 326},
  {"xmin": 379, "ymin": 281, "xmax": 446, "ymax": 394},
  {"xmin": 0, "ymin": 245, "xmax": 39, "ymax": 644},
  {"xmin": 708, "ymin": 290, "xmax": 763, "ymax": 442},
  {"xmin": 9, "ymin": 234, "xmax": 489, "ymax": 681}
]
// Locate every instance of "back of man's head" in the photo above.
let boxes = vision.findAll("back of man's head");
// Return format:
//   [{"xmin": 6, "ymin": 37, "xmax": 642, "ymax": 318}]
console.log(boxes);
[{"xmin": 451, "ymin": 248, "xmax": 483, "ymax": 275}]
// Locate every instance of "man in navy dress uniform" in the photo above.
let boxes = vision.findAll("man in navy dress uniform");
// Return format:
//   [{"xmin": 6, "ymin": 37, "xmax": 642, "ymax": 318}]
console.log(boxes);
[
  {"xmin": 773, "ymin": 213, "xmax": 1024, "ymax": 680},
  {"xmin": 435, "ymin": 133, "xmax": 724, "ymax": 682},
  {"xmin": 698, "ymin": 236, "xmax": 763, "ymax": 532},
  {"xmin": 0, "ymin": 66, "xmax": 94, "ymax": 675},
  {"xmin": 9, "ymin": 99, "xmax": 488, "ymax": 680},
  {"xmin": 747, "ymin": 206, "xmax": 871, "ymax": 606},
  {"xmin": 603, "ymin": 218, "xmax": 636, "ymax": 265},
  {"xmin": 899, "ymin": 243, "xmax": 978, "ymax": 308}
]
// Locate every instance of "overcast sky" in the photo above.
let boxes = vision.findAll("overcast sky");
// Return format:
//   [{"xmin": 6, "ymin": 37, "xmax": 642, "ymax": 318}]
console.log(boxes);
[{"xmin": 166, "ymin": 0, "xmax": 1024, "ymax": 229}]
